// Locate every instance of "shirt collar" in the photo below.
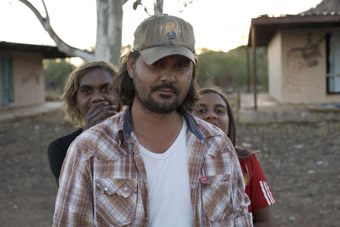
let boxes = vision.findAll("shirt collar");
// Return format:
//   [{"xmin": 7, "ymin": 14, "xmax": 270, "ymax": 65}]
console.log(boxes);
[
  {"xmin": 182, "ymin": 110, "xmax": 205, "ymax": 141},
  {"xmin": 118, "ymin": 107, "xmax": 205, "ymax": 145}
]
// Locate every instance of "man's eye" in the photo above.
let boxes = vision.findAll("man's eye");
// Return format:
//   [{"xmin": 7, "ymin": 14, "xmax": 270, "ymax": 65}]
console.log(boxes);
[
  {"xmin": 176, "ymin": 61, "xmax": 190, "ymax": 69},
  {"xmin": 152, "ymin": 61, "xmax": 163, "ymax": 67}
]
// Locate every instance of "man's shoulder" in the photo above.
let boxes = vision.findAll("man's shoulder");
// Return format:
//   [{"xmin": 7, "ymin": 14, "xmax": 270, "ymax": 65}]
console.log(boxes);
[
  {"xmin": 191, "ymin": 115, "xmax": 225, "ymax": 138},
  {"xmin": 189, "ymin": 115, "xmax": 235, "ymax": 156},
  {"xmin": 79, "ymin": 113, "xmax": 122, "ymax": 144},
  {"xmin": 69, "ymin": 111, "xmax": 126, "ymax": 160}
]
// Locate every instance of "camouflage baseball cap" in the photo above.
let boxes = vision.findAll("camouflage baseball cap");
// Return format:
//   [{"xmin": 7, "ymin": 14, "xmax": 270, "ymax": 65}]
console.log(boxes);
[{"xmin": 133, "ymin": 14, "xmax": 196, "ymax": 65}]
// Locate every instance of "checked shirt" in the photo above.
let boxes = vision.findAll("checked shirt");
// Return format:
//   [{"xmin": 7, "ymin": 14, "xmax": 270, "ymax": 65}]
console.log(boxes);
[{"xmin": 53, "ymin": 107, "xmax": 253, "ymax": 226}]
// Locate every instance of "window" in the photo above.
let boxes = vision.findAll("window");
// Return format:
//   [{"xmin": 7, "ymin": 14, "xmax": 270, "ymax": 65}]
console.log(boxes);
[
  {"xmin": 0, "ymin": 57, "xmax": 13, "ymax": 106},
  {"xmin": 326, "ymin": 32, "xmax": 340, "ymax": 94}
]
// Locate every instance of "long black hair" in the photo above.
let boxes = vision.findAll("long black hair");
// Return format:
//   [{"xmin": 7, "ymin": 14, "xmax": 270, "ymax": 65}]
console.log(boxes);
[{"xmin": 199, "ymin": 87, "xmax": 237, "ymax": 146}]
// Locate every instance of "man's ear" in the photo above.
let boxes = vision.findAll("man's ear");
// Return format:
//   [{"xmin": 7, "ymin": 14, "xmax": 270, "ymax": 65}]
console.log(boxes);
[{"xmin": 127, "ymin": 57, "xmax": 135, "ymax": 79}]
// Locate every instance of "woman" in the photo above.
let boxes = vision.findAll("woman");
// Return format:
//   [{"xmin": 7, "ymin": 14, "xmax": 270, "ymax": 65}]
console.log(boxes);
[
  {"xmin": 193, "ymin": 87, "xmax": 276, "ymax": 226},
  {"xmin": 47, "ymin": 61, "xmax": 121, "ymax": 185}
]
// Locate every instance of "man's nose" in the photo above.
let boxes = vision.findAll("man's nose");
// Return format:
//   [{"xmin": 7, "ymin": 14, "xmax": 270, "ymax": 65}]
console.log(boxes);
[{"xmin": 160, "ymin": 68, "xmax": 175, "ymax": 82}]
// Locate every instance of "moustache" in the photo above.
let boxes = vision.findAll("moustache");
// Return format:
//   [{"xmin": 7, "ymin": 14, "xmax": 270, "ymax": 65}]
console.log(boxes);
[{"xmin": 151, "ymin": 84, "xmax": 178, "ymax": 95}]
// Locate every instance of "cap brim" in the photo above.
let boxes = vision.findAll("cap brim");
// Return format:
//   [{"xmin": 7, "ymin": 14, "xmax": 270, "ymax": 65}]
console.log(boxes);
[{"xmin": 139, "ymin": 46, "xmax": 196, "ymax": 65}]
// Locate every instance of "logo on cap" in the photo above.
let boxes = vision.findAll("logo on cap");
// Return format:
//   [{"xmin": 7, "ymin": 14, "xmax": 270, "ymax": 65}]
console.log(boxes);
[{"xmin": 160, "ymin": 21, "xmax": 181, "ymax": 40}]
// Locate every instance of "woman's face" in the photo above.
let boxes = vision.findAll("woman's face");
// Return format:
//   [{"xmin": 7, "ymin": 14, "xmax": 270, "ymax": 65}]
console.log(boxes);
[
  {"xmin": 193, "ymin": 92, "xmax": 229, "ymax": 134},
  {"xmin": 76, "ymin": 69, "xmax": 116, "ymax": 117}
]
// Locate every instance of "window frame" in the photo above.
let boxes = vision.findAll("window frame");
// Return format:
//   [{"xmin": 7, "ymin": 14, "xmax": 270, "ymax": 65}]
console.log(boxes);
[{"xmin": 326, "ymin": 32, "xmax": 340, "ymax": 95}]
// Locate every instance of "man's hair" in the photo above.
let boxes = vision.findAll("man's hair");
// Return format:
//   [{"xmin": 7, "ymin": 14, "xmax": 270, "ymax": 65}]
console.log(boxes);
[
  {"xmin": 113, "ymin": 51, "xmax": 201, "ymax": 112},
  {"xmin": 62, "ymin": 61, "xmax": 118, "ymax": 126},
  {"xmin": 199, "ymin": 87, "xmax": 237, "ymax": 146}
]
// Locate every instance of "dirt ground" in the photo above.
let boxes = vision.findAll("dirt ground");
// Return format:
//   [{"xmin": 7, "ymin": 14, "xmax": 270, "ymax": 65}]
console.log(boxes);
[{"xmin": 0, "ymin": 110, "xmax": 339, "ymax": 227}]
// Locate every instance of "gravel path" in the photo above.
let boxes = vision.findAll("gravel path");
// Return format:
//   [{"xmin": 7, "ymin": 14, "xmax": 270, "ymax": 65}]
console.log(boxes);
[{"xmin": 0, "ymin": 111, "xmax": 339, "ymax": 226}]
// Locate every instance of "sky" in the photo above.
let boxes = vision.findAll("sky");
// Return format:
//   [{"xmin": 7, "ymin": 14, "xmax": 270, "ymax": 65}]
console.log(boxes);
[{"xmin": 0, "ymin": 0, "xmax": 323, "ymax": 54}]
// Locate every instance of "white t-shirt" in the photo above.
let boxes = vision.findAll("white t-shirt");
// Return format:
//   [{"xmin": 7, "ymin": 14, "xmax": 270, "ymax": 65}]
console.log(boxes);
[{"xmin": 139, "ymin": 119, "xmax": 193, "ymax": 227}]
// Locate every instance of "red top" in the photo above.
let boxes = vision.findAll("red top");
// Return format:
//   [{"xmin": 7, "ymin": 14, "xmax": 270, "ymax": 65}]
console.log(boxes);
[{"xmin": 239, "ymin": 154, "xmax": 276, "ymax": 212}]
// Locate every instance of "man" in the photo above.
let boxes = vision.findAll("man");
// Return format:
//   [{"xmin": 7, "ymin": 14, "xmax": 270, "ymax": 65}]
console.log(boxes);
[
  {"xmin": 48, "ymin": 61, "xmax": 120, "ymax": 185},
  {"xmin": 53, "ymin": 15, "xmax": 253, "ymax": 226}
]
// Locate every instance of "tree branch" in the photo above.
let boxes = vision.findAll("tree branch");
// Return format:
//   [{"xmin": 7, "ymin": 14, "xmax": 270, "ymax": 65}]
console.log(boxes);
[
  {"xmin": 17, "ymin": 0, "xmax": 94, "ymax": 62},
  {"xmin": 41, "ymin": 0, "xmax": 49, "ymax": 19}
]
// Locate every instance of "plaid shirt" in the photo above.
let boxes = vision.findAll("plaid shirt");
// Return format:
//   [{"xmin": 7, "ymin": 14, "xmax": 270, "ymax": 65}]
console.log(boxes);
[{"xmin": 53, "ymin": 107, "xmax": 253, "ymax": 227}]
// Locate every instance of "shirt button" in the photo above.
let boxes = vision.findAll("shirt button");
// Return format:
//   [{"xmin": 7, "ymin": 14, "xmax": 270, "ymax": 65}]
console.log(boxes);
[
  {"xmin": 104, "ymin": 187, "xmax": 108, "ymax": 191},
  {"xmin": 124, "ymin": 187, "xmax": 128, "ymax": 191},
  {"xmin": 191, "ymin": 184, "xmax": 196, "ymax": 189}
]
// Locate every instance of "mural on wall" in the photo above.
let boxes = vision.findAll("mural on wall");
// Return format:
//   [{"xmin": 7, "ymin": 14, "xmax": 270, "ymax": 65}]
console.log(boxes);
[
  {"xmin": 22, "ymin": 68, "xmax": 40, "ymax": 85},
  {"xmin": 285, "ymin": 34, "xmax": 324, "ymax": 93},
  {"xmin": 291, "ymin": 33, "xmax": 324, "ymax": 67},
  {"xmin": 286, "ymin": 50, "xmax": 304, "ymax": 93}
]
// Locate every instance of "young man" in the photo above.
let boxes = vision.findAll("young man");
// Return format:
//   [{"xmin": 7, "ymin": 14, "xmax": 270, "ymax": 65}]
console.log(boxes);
[
  {"xmin": 53, "ymin": 15, "xmax": 253, "ymax": 226},
  {"xmin": 47, "ymin": 61, "xmax": 120, "ymax": 185}
]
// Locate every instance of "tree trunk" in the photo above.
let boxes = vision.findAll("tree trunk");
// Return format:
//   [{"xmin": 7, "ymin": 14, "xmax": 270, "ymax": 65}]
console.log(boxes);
[
  {"xmin": 95, "ymin": 0, "xmax": 126, "ymax": 66},
  {"xmin": 154, "ymin": 0, "xmax": 164, "ymax": 15},
  {"xmin": 18, "ymin": 0, "xmax": 128, "ymax": 66},
  {"xmin": 18, "ymin": 0, "xmax": 167, "ymax": 66}
]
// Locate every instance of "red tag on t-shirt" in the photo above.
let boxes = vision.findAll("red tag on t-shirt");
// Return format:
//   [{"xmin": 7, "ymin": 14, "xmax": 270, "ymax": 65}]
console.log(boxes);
[{"xmin": 199, "ymin": 176, "xmax": 209, "ymax": 182}]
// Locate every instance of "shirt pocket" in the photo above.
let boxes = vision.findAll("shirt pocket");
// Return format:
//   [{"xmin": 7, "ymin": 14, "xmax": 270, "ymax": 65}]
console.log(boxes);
[
  {"xmin": 201, "ymin": 174, "xmax": 231, "ymax": 222},
  {"xmin": 95, "ymin": 178, "xmax": 138, "ymax": 226}
]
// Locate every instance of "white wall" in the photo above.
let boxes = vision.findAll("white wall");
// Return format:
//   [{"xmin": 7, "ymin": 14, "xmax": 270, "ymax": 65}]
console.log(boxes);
[
  {"xmin": 268, "ymin": 31, "xmax": 283, "ymax": 102},
  {"xmin": 11, "ymin": 52, "xmax": 45, "ymax": 107},
  {"xmin": 267, "ymin": 27, "xmax": 340, "ymax": 104}
]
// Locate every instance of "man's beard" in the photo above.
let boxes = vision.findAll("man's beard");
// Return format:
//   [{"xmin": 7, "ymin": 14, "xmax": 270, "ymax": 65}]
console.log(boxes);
[{"xmin": 133, "ymin": 71, "xmax": 187, "ymax": 114}]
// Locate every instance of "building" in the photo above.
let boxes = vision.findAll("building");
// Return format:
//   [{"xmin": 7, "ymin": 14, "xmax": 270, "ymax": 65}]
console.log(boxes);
[
  {"xmin": 248, "ymin": 0, "xmax": 340, "ymax": 105},
  {"xmin": 0, "ymin": 41, "xmax": 70, "ymax": 110}
]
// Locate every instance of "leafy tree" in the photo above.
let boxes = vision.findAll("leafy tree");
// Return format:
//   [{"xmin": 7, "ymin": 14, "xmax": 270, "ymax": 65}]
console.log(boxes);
[
  {"xmin": 197, "ymin": 46, "xmax": 268, "ymax": 92},
  {"xmin": 43, "ymin": 59, "xmax": 75, "ymax": 94},
  {"xmin": 251, "ymin": 47, "xmax": 268, "ymax": 91}
]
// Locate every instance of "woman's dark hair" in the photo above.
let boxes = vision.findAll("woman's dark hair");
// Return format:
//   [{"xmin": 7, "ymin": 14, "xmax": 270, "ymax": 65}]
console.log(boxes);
[
  {"xmin": 113, "ymin": 51, "xmax": 201, "ymax": 112},
  {"xmin": 200, "ymin": 87, "xmax": 237, "ymax": 146}
]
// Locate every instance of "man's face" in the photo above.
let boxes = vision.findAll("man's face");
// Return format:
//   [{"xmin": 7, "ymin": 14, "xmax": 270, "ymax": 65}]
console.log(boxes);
[{"xmin": 129, "ymin": 55, "xmax": 194, "ymax": 114}]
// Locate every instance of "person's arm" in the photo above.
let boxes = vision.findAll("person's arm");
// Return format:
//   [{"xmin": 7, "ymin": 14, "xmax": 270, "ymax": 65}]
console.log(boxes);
[
  {"xmin": 248, "ymin": 155, "xmax": 276, "ymax": 226},
  {"xmin": 53, "ymin": 142, "xmax": 94, "ymax": 226},
  {"xmin": 47, "ymin": 141, "xmax": 67, "ymax": 185},
  {"xmin": 253, "ymin": 206, "xmax": 274, "ymax": 227},
  {"xmin": 47, "ymin": 129, "xmax": 83, "ymax": 186}
]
